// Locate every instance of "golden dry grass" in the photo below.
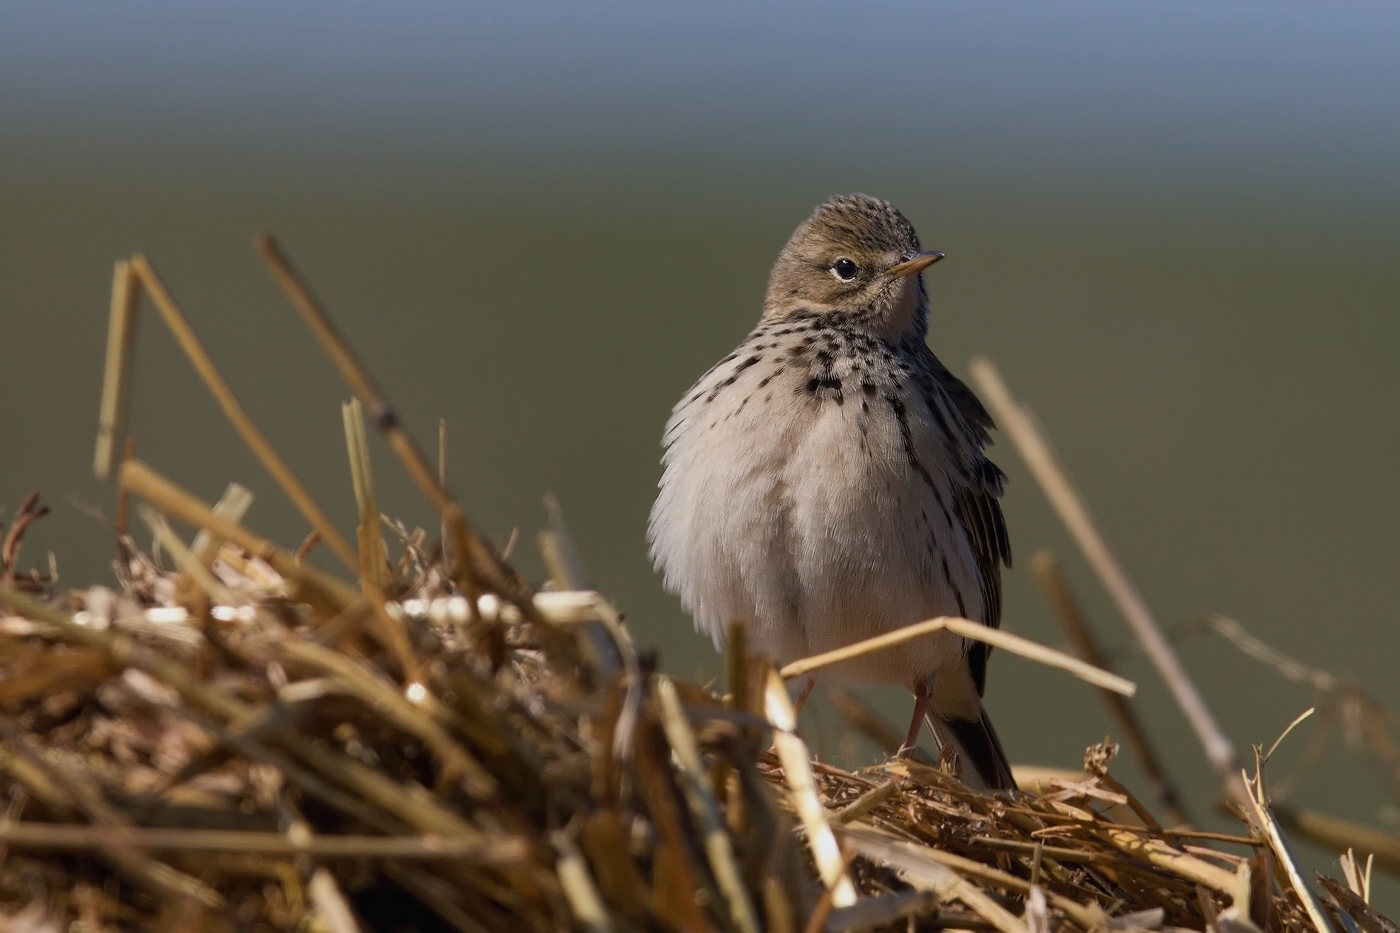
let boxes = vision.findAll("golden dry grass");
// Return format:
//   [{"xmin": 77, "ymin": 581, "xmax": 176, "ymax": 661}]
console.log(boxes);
[{"xmin": 0, "ymin": 241, "xmax": 1394, "ymax": 932}]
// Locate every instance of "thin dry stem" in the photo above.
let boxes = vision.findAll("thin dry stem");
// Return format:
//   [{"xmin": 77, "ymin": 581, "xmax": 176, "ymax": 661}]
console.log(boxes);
[
  {"xmin": 94, "ymin": 259, "xmax": 141, "ymax": 481},
  {"xmin": 969, "ymin": 357, "xmax": 1249, "ymax": 810},
  {"xmin": 254, "ymin": 239, "xmax": 476, "ymax": 573},
  {"xmin": 779, "ymin": 614, "xmax": 1135, "ymax": 696},
  {"xmin": 1032, "ymin": 550, "xmax": 1189, "ymax": 826},
  {"xmin": 138, "ymin": 504, "xmax": 234, "ymax": 607},
  {"xmin": 343, "ymin": 398, "xmax": 391, "ymax": 589},
  {"xmin": 439, "ymin": 418, "xmax": 451, "ymax": 569},
  {"xmin": 254, "ymin": 235, "xmax": 558, "ymax": 657},
  {"xmin": 174, "ymin": 482, "xmax": 253, "ymax": 607},
  {"xmin": 127, "ymin": 254, "xmax": 359, "ymax": 573}
]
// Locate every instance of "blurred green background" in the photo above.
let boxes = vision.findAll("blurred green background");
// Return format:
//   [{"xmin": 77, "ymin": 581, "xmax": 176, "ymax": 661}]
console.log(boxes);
[{"xmin": 2, "ymin": 1, "xmax": 1398, "ymax": 911}]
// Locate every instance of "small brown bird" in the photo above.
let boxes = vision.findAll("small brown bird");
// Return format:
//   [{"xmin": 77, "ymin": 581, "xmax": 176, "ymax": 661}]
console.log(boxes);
[{"xmin": 647, "ymin": 194, "xmax": 1015, "ymax": 789}]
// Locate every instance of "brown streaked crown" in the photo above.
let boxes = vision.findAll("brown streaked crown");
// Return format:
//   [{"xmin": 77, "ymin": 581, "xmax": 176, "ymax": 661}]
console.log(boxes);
[{"xmin": 762, "ymin": 194, "xmax": 935, "ymax": 332}]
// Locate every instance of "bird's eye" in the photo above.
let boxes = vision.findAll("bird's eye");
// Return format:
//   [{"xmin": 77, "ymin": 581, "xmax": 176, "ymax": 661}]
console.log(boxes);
[{"xmin": 831, "ymin": 258, "xmax": 859, "ymax": 281}]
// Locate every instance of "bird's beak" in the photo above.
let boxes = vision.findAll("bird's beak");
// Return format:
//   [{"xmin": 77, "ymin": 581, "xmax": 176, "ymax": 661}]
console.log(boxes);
[{"xmin": 886, "ymin": 251, "xmax": 945, "ymax": 278}]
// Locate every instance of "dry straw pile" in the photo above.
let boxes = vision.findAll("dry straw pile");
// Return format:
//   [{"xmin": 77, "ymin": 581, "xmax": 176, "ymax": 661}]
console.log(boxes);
[{"xmin": 0, "ymin": 241, "xmax": 1395, "ymax": 932}]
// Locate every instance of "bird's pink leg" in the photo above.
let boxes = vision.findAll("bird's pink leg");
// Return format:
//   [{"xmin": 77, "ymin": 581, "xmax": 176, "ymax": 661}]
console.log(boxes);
[
  {"xmin": 792, "ymin": 677, "xmax": 816, "ymax": 719},
  {"xmin": 899, "ymin": 681, "xmax": 933, "ymax": 758},
  {"xmin": 768, "ymin": 678, "xmax": 817, "ymax": 756}
]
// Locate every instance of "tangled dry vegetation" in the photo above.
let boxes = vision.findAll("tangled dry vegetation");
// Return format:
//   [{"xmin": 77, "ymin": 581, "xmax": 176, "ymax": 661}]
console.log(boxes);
[{"xmin": 0, "ymin": 242, "xmax": 1395, "ymax": 932}]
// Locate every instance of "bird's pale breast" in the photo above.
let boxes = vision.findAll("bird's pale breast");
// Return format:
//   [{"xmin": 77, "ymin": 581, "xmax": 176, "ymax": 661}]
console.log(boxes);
[{"xmin": 648, "ymin": 315, "xmax": 986, "ymax": 689}]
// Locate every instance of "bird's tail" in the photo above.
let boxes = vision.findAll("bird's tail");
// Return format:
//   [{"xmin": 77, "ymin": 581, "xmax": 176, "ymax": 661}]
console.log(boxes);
[{"xmin": 927, "ymin": 705, "xmax": 1017, "ymax": 791}]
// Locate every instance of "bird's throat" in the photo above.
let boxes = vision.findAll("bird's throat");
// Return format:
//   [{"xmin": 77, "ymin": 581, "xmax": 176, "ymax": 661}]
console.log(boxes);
[{"xmin": 865, "ymin": 275, "xmax": 929, "ymax": 340}]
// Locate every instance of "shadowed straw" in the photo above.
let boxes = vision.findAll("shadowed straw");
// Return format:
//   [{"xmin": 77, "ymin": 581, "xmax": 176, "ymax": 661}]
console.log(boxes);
[{"xmin": 0, "ymin": 824, "xmax": 530, "ymax": 861}]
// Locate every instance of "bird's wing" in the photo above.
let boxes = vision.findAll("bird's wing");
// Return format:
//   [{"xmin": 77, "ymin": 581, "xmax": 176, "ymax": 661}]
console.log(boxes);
[
  {"xmin": 925, "ymin": 357, "xmax": 1012, "ymax": 698},
  {"xmin": 955, "ymin": 457, "xmax": 1011, "ymax": 627},
  {"xmin": 930, "ymin": 358, "xmax": 996, "ymax": 443}
]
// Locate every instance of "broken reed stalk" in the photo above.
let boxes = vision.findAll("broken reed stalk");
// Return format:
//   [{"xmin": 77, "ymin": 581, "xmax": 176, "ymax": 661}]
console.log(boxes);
[
  {"xmin": 968, "ymin": 358, "xmax": 1250, "ymax": 811},
  {"xmin": 305, "ymin": 867, "xmax": 360, "ymax": 933},
  {"xmin": 844, "ymin": 823, "xmax": 1106, "ymax": 931},
  {"xmin": 139, "ymin": 504, "xmax": 233, "ymax": 607},
  {"xmin": 1095, "ymin": 825, "xmax": 1238, "ymax": 894},
  {"xmin": 539, "ymin": 494, "xmax": 593, "ymax": 592},
  {"xmin": 93, "ymin": 259, "xmax": 140, "ymax": 481},
  {"xmin": 1031, "ymin": 550, "xmax": 1189, "ymax": 827},
  {"xmin": 253, "ymin": 235, "xmax": 578, "ymax": 673},
  {"xmin": 124, "ymin": 255, "xmax": 360, "ymax": 574},
  {"xmin": 253, "ymin": 239, "xmax": 479, "ymax": 584},
  {"xmin": 173, "ymin": 482, "xmax": 254, "ymax": 607},
  {"xmin": 552, "ymin": 832, "xmax": 612, "ymax": 933},
  {"xmin": 342, "ymin": 398, "xmax": 390, "ymax": 589},
  {"xmin": 439, "ymin": 417, "xmax": 452, "ymax": 571},
  {"xmin": 256, "ymin": 236, "xmax": 598, "ymax": 674}
]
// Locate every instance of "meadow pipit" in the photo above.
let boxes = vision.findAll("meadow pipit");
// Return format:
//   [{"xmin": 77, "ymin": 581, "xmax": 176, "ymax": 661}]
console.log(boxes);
[{"xmin": 648, "ymin": 194, "xmax": 1015, "ymax": 789}]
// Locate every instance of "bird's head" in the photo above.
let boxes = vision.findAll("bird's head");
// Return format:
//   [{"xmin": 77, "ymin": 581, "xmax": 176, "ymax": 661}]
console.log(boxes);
[{"xmin": 762, "ymin": 194, "xmax": 943, "ymax": 337}]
